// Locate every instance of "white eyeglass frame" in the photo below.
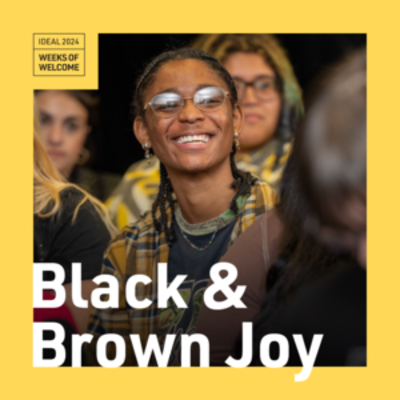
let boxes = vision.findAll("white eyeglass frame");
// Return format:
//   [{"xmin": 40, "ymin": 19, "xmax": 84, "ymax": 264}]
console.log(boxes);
[{"xmin": 143, "ymin": 87, "xmax": 230, "ymax": 118}]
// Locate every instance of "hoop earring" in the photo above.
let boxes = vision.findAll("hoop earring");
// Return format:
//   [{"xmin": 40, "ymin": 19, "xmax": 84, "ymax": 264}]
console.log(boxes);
[
  {"xmin": 77, "ymin": 147, "xmax": 90, "ymax": 165},
  {"xmin": 234, "ymin": 132, "xmax": 240, "ymax": 150},
  {"xmin": 142, "ymin": 142, "xmax": 152, "ymax": 164}
]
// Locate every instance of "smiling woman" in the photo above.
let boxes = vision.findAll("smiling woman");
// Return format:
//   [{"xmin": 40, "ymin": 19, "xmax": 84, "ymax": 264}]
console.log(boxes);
[
  {"xmin": 107, "ymin": 35, "xmax": 303, "ymax": 229},
  {"xmin": 85, "ymin": 48, "xmax": 277, "ymax": 366}
]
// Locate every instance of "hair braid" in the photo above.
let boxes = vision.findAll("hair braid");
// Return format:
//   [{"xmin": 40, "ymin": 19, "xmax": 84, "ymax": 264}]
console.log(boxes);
[
  {"xmin": 229, "ymin": 145, "xmax": 253, "ymax": 214},
  {"xmin": 151, "ymin": 162, "xmax": 176, "ymax": 246},
  {"xmin": 151, "ymin": 190, "xmax": 162, "ymax": 233},
  {"xmin": 165, "ymin": 177, "xmax": 177, "ymax": 244}
]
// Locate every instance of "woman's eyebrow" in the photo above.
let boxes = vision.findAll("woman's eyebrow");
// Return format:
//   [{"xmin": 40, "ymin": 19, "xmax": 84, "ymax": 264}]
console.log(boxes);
[
  {"xmin": 157, "ymin": 87, "xmax": 179, "ymax": 95},
  {"xmin": 232, "ymin": 74, "xmax": 275, "ymax": 81},
  {"xmin": 39, "ymin": 110, "xmax": 83, "ymax": 122},
  {"xmin": 39, "ymin": 110, "xmax": 52, "ymax": 119},
  {"xmin": 63, "ymin": 116, "xmax": 84, "ymax": 123},
  {"xmin": 195, "ymin": 84, "xmax": 218, "ymax": 90},
  {"xmin": 156, "ymin": 84, "xmax": 219, "ymax": 95}
]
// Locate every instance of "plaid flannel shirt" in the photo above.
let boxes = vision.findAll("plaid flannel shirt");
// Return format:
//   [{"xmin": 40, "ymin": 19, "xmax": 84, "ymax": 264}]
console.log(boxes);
[{"xmin": 86, "ymin": 177, "xmax": 277, "ymax": 365}]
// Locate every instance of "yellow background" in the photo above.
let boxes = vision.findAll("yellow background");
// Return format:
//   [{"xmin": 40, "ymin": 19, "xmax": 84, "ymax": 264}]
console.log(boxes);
[{"xmin": 0, "ymin": 0, "xmax": 399, "ymax": 399}]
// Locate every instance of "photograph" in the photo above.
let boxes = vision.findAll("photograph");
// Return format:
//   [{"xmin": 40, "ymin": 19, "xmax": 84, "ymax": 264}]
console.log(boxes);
[{"xmin": 33, "ymin": 34, "xmax": 366, "ymax": 371}]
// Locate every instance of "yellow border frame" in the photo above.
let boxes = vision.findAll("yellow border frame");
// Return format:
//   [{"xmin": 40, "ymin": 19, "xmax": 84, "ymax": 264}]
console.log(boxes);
[{"xmin": 1, "ymin": 0, "xmax": 399, "ymax": 398}]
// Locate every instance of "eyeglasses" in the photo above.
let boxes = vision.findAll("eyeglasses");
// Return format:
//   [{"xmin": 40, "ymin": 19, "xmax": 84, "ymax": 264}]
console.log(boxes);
[
  {"xmin": 233, "ymin": 75, "xmax": 279, "ymax": 102},
  {"xmin": 144, "ymin": 86, "xmax": 230, "ymax": 118}
]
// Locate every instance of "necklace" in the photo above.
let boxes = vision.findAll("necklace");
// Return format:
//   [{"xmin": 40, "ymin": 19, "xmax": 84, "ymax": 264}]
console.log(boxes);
[{"xmin": 179, "ymin": 215, "xmax": 223, "ymax": 252}]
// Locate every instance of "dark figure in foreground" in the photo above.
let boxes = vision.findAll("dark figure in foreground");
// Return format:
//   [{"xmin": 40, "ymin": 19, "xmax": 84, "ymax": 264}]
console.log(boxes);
[{"xmin": 196, "ymin": 48, "xmax": 366, "ymax": 367}]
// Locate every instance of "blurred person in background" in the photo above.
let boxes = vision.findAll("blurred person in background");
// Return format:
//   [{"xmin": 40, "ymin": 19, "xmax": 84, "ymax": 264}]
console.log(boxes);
[
  {"xmin": 251, "ymin": 48, "xmax": 366, "ymax": 366},
  {"xmin": 107, "ymin": 34, "xmax": 303, "ymax": 228},
  {"xmin": 195, "ymin": 48, "xmax": 366, "ymax": 366},
  {"xmin": 299, "ymin": 49, "xmax": 366, "ymax": 268},
  {"xmin": 35, "ymin": 90, "xmax": 121, "ymax": 201},
  {"xmin": 34, "ymin": 117, "xmax": 116, "ymax": 364}
]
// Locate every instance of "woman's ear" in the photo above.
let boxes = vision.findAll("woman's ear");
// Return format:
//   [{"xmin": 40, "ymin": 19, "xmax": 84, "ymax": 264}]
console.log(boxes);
[
  {"xmin": 232, "ymin": 104, "xmax": 244, "ymax": 134},
  {"xmin": 133, "ymin": 116, "xmax": 151, "ymax": 147}
]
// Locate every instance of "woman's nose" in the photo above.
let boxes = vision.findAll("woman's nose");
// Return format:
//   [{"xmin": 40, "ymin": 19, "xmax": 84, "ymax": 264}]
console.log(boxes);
[
  {"xmin": 48, "ymin": 125, "xmax": 63, "ymax": 144},
  {"xmin": 241, "ymin": 85, "xmax": 258, "ymax": 105},
  {"xmin": 178, "ymin": 99, "xmax": 205, "ymax": 123}
]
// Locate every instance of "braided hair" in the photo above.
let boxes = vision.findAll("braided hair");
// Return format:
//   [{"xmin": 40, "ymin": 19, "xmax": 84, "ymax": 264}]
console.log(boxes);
[{"xmin": 133, "ymin": 48, "xmax": 252, "ymax": 246}]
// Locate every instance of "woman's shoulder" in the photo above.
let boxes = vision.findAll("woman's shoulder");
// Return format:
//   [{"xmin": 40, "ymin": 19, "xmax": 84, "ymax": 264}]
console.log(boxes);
[
  {"xmin": 58, "ymin": 186, "xmax": 95, "ymax": 220},
  {"xmin": 248, "ymin": 175, "xmax": 278, "ymax": 210},
  {"xmin": 58, "ymin": 187, "xmax": 108, "ymax": 231},
  {"xmin": 59, "ymin": 185, "xmax": 86, "ymax": 204},
  {"xmin": 251, "ymin": 175, "xmax": 276, "ymax": 191},
  {"xmin": 34, "ymin": 186, "xmax": 111, "ymax": 270},
  {"xmin": 109, "ymin": 208, "xmax": 158, "ymax": 246},
  {"xmin": 35, "ymin": 186, "xmax": 91, "ymax": 228}
]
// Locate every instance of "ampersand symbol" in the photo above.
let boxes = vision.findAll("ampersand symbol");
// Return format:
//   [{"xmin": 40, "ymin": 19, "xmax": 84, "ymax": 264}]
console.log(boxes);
[{"xmin": 203, "ymin": 262, "xmax": 247, "ymax": 310}]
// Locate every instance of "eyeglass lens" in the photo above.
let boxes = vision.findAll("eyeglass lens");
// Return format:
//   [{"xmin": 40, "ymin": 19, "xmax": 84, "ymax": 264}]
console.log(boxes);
[
  {"xmin": 234, "ymin": 76, "xmax": 277, "ymax": 101},
  {"xmin": 150, "ymin": 87, "xmax": 226, "ymax": 117}
]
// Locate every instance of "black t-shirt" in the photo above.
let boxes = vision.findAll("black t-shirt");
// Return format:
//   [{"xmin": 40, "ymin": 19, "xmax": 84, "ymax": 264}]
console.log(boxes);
[
  {"xmin": 158, "ymin": 217, "xmax": 237, "ymax": 365},
  {"xmin": 34, "ymin": 188, "xmax": 111, "ymax": 285}
]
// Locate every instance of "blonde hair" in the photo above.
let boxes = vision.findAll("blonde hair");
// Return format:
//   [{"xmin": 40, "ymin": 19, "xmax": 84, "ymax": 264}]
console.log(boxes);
[{"xmin": 34, "ymin": 114, "xmax": 116, "ymax": 236}]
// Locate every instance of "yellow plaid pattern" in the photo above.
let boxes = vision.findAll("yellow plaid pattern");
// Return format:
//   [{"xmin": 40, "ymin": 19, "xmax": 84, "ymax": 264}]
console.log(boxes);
[{"xmin": 86, "ymin": 177, "xmax": 276, "ymax": 365}]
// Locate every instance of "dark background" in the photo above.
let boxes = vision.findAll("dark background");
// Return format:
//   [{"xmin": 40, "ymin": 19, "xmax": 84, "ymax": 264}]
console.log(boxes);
[{"xmin": 94, "ymin": 34, "xmax": 366, "ymax": 175}]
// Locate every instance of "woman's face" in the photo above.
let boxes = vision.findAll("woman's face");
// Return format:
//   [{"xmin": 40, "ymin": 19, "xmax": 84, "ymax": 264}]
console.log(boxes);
[
  {"xmin": 224, "ymin": 52, "xmax": 282, "ymax": 152},
  {"xmin": 134, "ymin": 59, "xmax": 243, "ymax": 175},
  {"xmin": 35, "ymin": 91, "xmax": 90, "ymax": 178}
]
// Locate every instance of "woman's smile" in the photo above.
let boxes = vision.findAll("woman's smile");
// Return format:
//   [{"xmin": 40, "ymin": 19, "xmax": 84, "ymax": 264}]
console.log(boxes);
[{"xmin": 173, "ymin": 132, "xmax": 214, "ymax": 147}]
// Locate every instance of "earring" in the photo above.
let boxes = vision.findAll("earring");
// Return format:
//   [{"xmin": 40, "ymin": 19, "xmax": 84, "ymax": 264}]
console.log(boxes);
[
  {"xmin": 77, "ymin": 147, "xmax": 90, "ymax": 165},
  {"xmin": 234, "ymin": 132, "xmax": 240, "ymax": 150},
  {"xmin": 142, "ymin": 142, "xmax": 152, "ymax": 164}
]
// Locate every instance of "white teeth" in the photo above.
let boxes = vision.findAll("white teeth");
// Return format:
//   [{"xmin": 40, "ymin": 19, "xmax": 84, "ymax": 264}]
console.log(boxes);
[{"xmin": 176, "ymin": 135, "xmax": 211, "ymax": 144}]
